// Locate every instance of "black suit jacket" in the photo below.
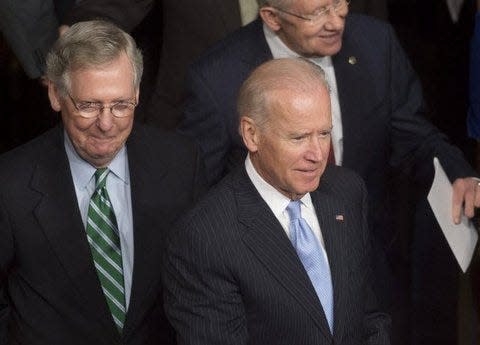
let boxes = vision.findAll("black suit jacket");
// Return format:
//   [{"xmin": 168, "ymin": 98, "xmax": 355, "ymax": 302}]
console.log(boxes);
[
  {"xmin": 163, "ymin": 165, "xmax": 391, "ymax": 344},
  {"xmin": 0, "ymin": 124, "xmax": 205, "ymax": 345},
  {"xmin": 63, "ymin": 0, "xmax": 388, "ymax": 129},
  {"xmin": 178, "ymin": 15, "xmax": 476, "ymax": 260}
]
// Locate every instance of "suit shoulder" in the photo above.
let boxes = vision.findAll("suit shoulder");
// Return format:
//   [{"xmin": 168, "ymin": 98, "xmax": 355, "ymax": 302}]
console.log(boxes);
[
  {"xmin": 321, "ymin": 165, "xmax": 367, "ymax": 198},
  {"xmin": 176, "ymin": 173, "xmax": 237, "ymax": 227},
  {"xmin": 0, "ymin": 127, "xmax": 60, "ymax": 176},
  {"xmin": 190, "ymin": 19, "xmax": 262, "ymax": 72},
  {"xmin": 346, "ymin": 13, "xmax": 391, "ymax": 32},
  {"xmin": 345, "ymin": 13, "xmax": 396, "ymax": 43}
]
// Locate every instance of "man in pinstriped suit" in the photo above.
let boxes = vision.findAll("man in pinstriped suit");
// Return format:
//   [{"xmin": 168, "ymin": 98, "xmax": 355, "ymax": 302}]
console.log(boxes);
[{"xmin": 163, "ymin": 58, "xmax": 390, "ymax": 345}]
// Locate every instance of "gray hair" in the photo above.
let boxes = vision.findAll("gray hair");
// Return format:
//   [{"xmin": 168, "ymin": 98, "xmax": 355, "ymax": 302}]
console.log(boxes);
[
  {"xmin": 257, "ymin": 0, "xmax": 292, "ymax": 8},
  {"xmin": 46, "ymin": 20, "xmax": 143, "ymax": 95},
  {"xmin": 237, "ymin": 58, "xmax": 329, "ymax": 128}
]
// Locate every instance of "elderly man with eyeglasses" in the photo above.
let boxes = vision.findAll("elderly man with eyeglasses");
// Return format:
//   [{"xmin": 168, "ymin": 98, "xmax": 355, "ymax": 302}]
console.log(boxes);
[
  {"xmin": 178, "ymin": 0, "xmax": 480, "ymax": 344},
  {"xmin": 0, "ymin": 20, "xmax": 205, "ymax": 345}
]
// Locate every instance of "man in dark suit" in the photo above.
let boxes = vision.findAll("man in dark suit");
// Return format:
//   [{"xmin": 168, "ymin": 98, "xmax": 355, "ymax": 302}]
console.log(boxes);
[
  {"xmin": 163, "ymin": 58, "xmax": 391, "ymax": 345},
  {"xmin": 177, "ymin": 0, "xmax": 480, "ymax": 343},
  {"xmin": 62, "ymin": 0, "xmax": 388, "ymax": 129},
  {"xmin": 0, "ymin": 20, "xmax": 205, "ymax": 345}
]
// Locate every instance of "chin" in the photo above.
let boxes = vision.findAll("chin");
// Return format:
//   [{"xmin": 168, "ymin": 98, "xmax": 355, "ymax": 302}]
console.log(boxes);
[
  {"xmin": 316, "ymin": 42, "xmax": 342, "ymax": 57},
  {"xmin": 297, "ymin": 182, "xmax": 320, "ymax": 194}
]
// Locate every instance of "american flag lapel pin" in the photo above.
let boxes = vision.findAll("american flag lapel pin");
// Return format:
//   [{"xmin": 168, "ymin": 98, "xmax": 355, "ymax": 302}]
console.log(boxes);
[{"xmin": 335, "ymin": 214, "xmax": 344, "ymax": 221}]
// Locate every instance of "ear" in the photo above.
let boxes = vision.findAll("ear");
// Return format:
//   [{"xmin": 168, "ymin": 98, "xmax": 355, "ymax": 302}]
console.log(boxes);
[
  {"xmin": 259, "ymin": 6, "xmax": 283, "ymax": 32},
  {"xmin": 47, "ymin": 81, "xmax": 62, "ymax": 112},
  {"xmin": 135, "ymin": 88, "xmax": 140, "ymax": 105},
  {"xmin": 240, "ymin": 116, "xmax": 261, "ymax": 153}
]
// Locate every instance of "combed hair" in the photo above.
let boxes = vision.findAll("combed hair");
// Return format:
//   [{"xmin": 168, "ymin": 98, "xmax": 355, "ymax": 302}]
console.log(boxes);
[
  {"xmin": 237, "ymin": 58, "xmax": 329, "ymax": 128},
  {"xmin": 46, "ymin": 20, "xmax": 143, "ymax": 95},
  {"xmin": 257, "ymin": 0, "xmax": 292, "ymax": 8}
]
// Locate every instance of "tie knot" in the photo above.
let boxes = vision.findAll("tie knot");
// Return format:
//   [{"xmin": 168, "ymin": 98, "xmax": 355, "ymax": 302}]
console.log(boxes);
[
  {"xmin": 286, "ymin": 200, "xmax": 302, "ymax": 221},
  {"xmin": 94, "ymin": 168, "xmax": 109, "ymax": 190}
]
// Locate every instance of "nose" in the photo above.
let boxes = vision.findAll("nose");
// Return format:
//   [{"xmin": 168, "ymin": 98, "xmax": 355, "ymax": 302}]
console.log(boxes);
[
  {"xmin": 96, "ymin": 109, "xmax": 115, "ymax": 131},
  {"xmin": 323, "ymin": 8, "xmax": 347, "ymax": 30},
  {"xmin": 305, "ymin": 137, "xmax": 327, "ymax": 162}
]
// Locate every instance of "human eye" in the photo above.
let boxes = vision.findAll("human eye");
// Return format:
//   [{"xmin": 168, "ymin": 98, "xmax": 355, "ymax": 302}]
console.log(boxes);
[
  {"xmin": 112, "ymin": 102, "xmax": 132, "ymax": 112},
  {"xmin": 313, "ymin": 6, "xmax": 329, "ymax": 18},
  {"xmin": 290, "ymin": 134, "xmax": 307, "ymax": 142},
  {"xmin": 77, "ymin": 102, "xmax": 101, "ymax": 113},
  {"xmin": 318, "ymin": 130, "xmax": 331, "ymax": 139}
]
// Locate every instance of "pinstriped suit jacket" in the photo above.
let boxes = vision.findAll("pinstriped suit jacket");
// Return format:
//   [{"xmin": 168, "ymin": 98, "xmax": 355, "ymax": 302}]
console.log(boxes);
[{"xmin": 163, "ymin": 164, "xmax": 391, "ymax": 345}]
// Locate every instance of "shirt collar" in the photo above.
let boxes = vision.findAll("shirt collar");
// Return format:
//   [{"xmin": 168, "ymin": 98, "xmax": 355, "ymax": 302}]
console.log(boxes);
[
  {"xmin": 245, "ymin": 154, "xmax": 314, "ymax": 217},
  {"xmin": 262, "ymin": 23, "xmax": 332, "ymax": 68},
  {"xmin": 64, "ymin": 131, "xmax": 130, "ymax": 189}
]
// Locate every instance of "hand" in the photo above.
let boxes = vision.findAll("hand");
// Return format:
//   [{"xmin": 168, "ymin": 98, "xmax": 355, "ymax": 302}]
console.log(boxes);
[{"xmin": 452, "ymin": 177, "xmax": 480, "ymax": 224}]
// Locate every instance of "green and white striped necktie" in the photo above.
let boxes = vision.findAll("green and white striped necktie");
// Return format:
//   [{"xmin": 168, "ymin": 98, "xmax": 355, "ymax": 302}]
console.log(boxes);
[{"xmin": 86, "ymin": 168, "xmax": 125, "ymax": 332}]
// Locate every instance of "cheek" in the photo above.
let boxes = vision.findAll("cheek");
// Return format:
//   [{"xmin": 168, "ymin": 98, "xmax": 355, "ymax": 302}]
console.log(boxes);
[{"xmin": 63, "ymin": 119, "xmax": 89, "ymax": 144}]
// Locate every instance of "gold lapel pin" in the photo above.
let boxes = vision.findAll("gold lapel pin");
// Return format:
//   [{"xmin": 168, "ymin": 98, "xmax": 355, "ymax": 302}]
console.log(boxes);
[{"xmin": 348, "ymin": 56, "xmax": 357, "ymax": 65}]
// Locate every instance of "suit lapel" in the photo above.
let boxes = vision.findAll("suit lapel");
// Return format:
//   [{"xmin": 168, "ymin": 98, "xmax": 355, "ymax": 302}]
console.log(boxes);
[
  {"xmin": 239, "ymin": 19, "xmax": 273, "ymax": 68},
  {"xmin": 310, "ymin": 174, "xmax": 349, "ymax": 341},
  {"xmin": 234, "ymin": 168, "xmax": 332, "ymax": 338},
  {"xmin": 122, "ymin": 126, "xmax": 168, "ymax": 337},
  {"xmin": 30, "ymin": 127, "xmax": 120, "ymax": 341},
  {"xmin": 333, "ymin": 18, "xmax": 378, "ymax": 170}
]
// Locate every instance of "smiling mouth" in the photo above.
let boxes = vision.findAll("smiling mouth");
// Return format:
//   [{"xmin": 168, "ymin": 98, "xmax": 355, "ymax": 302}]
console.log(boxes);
[
  {"xmin": 297, "ymin": 168, "xmax": 321, "ymax": 176},
  {"xmin": 319, "ymin": 33, "xmax": 341, "ymax": 42},
  {"xmin": 91, "ymin": 136, "xmax": 114, "ymax": 142}
]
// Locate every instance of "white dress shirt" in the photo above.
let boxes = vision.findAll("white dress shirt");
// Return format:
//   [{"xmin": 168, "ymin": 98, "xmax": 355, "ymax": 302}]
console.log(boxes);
[{"xmin": 245, "ymin": 155, "xmax": 330, "ymax": 264}]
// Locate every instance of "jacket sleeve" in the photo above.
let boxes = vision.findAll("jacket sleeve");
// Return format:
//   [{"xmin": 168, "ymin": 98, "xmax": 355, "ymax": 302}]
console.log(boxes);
[
  {"xmin": 359, "ymin": 182, "xmax": 392, "ymax": 344},
  {"xmin": 0, "ymin": 0, "xmax": 59, "ymax": 78},
  {"xmin": 467, "ymin": 12, "xmax": 480, "ymax": 140},
  {"xmin": 162, "ymin": 218, "xmax": 248, "ymax": 345},
  {"xmin": 386, "ymin": 22, "xmax": 477, "ymax": 181},
  {"xmin": 178, "ymin": 66, "xmax": 233, "ymax": 186}
]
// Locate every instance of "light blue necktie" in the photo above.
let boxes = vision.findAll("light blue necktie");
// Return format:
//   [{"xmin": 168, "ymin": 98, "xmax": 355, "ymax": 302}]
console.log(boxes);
[{"xmin": 286, "ymin": 200, "xmax": 334, "ymax": 333}]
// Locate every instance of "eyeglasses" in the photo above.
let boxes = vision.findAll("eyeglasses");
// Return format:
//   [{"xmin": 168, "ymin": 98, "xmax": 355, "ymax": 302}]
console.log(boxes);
[
  {"xmin": 67, "ymin": 93, "xmax": 137, "ymax": 119},
  {"xmin": 273, "ymin": 0, "xmax": 350, "ymax": 25}
]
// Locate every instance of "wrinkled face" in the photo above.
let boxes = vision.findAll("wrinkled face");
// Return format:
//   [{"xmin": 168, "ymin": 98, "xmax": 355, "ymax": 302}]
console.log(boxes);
[
  {"xmin": 48, "ymin": 53, "xmax": 138, "ymax": 167},
  {"xmin": 269, "ymin": 0, "xmax": 348, "ymax": 57},
  {"xmin": 249, "ymin": 86, "xmax": 332, "ymax": 200}
]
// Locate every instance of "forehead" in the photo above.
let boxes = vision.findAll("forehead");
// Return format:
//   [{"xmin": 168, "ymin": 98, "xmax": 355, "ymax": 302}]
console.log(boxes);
[
  {"xmin": 68, "ymin": 54, "xmax": 135, "ymax": 96},
  {"xmin": 288, "ymin": 0, "xmax": 334, "ymax": 10},
  {"xmin": 265, "ymin": 86, "xmax": 331, "ymax": 128}
]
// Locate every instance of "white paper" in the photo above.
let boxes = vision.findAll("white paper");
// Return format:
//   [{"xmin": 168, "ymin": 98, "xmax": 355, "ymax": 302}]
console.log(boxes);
[
  {"xmin": 427, "ymin": 157, "xmax": 478, "ymax": 272},
  {"xmin": 446, "ymin": 0, "xmax": 464, "ymax": 23}
]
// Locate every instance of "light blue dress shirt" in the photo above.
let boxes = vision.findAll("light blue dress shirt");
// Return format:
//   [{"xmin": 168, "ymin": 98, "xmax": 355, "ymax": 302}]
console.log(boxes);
[{"xmin": 64, "ymin": 133, "xmax": 134, "ymax": 309}]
